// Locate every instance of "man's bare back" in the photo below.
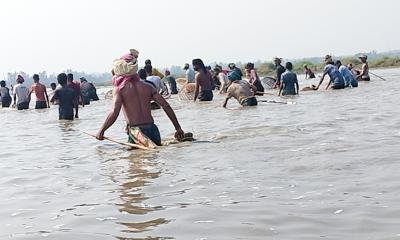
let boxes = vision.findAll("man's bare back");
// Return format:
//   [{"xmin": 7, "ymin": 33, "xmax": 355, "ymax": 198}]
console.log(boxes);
[
  {"xmin": 223, "ymin": 80, "xmax": 257, "ymax": 107},
  {"xmin": 97, "ymin": 80, "xmax": 184, "ymax": 141}
]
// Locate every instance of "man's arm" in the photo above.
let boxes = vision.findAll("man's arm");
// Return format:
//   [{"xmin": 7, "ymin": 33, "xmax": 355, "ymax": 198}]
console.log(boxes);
[
  {"xmin": 44, "ymin": 87, "xmax": 50, "ymax": 107},
  {"xmin": 193, "ymin": 74, "xmax": 200, "ymax": 102},
  {"xmin": 278, "ymin": 81, "xmax": 283, "ymax": 96},
  {"xmin": 96, "ymin": 89, "xmax": 123, "ymax": 140},
  {"xmin": 316, "ymin": 72, "xmax": 327, "ymax": 90},
  {"xmin": 250, "ymin": 84, "xmax": 257, "ymax": 96},
  {"xmin": 325, "ymin": 79, "xmax": 332, "ymax": 90},
  {"xmin": 13, "ymin": 90, "xmax": 16, "ymax": 106},
  {"xmin": 27, "ymin": 86, "xmax": 33, "ymax": 104},
  {"xmin": 218, "ymin": 75, "xmax": 225, "ymax": 94},
  {"xmin": 295, "ymin": 76, "xmax": 299, "ymax": 95},
  {"xmin": 222, "ymin": 86, "xmax": 234, "ymax": 108},
  {"xmin": 50, "ymin": 90, "xmax": 57, "ymax": 103},
  {"xmin": 153, "ymin": 93, "xmax": 184, "ymax": 139}
]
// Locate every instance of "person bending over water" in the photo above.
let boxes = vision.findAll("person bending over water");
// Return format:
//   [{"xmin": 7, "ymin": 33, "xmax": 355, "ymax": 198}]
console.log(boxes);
[
  {"xmin": 316, "ymin": 55, "xmax": 345, "ymax": 90},
  {"xmin": 193, "ymin": 58, "xmax": 214, "ymax": 102},
  {"xmin": 96, "ymin": 50, "xmax": 185, "ymax": 147},
  {"xmin": 279, "ymin": 62, "xmax": 299, "ymax": 96},
  {"xmin": 28, "ymin": 74, "xmax": 50, "ymax": 109},
  {"xmin": 51, "ymin": 73, "xmax": 76, "ymax": 120},
  {"xmin": 222, "ymin": 76, "xmax": 258, "ymax": 108},
  {"xmin": 0, "ymin": 81, "xmax": 12, "ymax": 108}
]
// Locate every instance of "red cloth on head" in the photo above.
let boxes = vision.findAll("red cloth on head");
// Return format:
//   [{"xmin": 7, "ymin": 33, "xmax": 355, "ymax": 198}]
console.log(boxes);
[{"xmin": 112, "ymin": 73, "xmax": 140, "ymax": 91}]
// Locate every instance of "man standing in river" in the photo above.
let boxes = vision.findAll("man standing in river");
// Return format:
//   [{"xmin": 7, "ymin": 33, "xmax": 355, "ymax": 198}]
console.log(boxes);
[
  {"xmin": 28, "ymin": 74, "xmax": 50, "ymax": 109},
  {"xmin": 193, "ymin": 58, "xmax": 214, "ymax": 102},
  {"xmin": 96, "ymin": 50, "xmax": 185, "ymax": 147}
]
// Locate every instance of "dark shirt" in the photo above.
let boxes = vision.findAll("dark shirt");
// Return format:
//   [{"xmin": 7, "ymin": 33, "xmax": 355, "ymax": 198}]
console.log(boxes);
[
  {"xmin": 164, "ymin": 76, "xmax": 178, "ymax": 94},
  {"xmin": 233, "ymin": 67, "xmax": 243, "ymax": 78},
  {"xmin": 276, "ymin": 64, "xmax": 286, "ymax": 82},
  {"xmin": 281, "ymin": 71, "xmax": 298, "ymax": 95},
  {"xmin": 0, "ymin": 87, "xmax": 11, "ymax": 98},
  {"xmin": 53, "ymin": 87, "xmax": 76, "ymax": 120}
]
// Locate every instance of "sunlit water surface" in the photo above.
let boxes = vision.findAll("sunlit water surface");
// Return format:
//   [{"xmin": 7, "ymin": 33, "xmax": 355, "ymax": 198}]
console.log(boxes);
[{"xmin": 1, "ymin": 69, "xmax": 400, "ymax": 240}]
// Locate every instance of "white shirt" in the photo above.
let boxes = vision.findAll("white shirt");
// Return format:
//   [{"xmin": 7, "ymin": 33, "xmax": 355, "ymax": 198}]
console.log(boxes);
[
  {"xmin": 146, "ymin": 76, "xmax": 167, "ymax": 93},
  {"xmin": 13, "ymin": 83, "xmax": 29, "ymax": 105}
]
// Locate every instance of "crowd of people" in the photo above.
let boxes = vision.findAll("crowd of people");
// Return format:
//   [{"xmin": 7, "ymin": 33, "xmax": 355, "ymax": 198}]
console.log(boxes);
[
  {"xmin": 0, "ymin": 73, "xmax": 99, "ymax": 118},
  {"xmin": 0, "ymin": 49, "xmax": 373, "ymax": 149}
]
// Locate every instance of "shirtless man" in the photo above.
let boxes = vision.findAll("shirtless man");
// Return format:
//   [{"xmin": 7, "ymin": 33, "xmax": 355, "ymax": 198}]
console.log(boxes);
[
  {"xmin": 222, "ymin": 77, "xmax": 258, "ymax": 108},
  {"xmin": 356, "ymin": 55, "xmax": 370, "ymax": 81},
  {"xmin": 28, "ymin": 74, "xmax": 50, "ymax": 109},
  {"xmin": 96, "ymin": 51, "xmax": 184, "ymax": 147},
  {"xmin": 193, "ymin": 58, "xmax": 214, "ymax": 102},
  {"xmin": 67, "ymin": 73, "xmax": 83, "ymax": 118}
]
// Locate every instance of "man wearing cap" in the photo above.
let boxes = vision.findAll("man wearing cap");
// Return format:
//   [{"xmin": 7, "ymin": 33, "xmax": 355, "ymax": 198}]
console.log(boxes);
[
  {"xmin": 356, "ymin": 55, "xmax": 370, "ymax": 81},
  {"xmin": 96, "ymin": 50, "xmax": 185, "ymax": 147},
  {"xmin": 183, "ymin": 63, "xmax": 195, "ymax": 83},
  {"xmin": 13, "ymin": 75, "xmax": 29, "ymax": 110},
  {"xmin": 273, "ymin": 57, "xmax": 286, "ymax": 89}
]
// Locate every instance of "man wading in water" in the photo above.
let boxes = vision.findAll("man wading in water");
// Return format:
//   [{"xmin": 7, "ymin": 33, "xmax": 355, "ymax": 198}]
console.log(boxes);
[
  {"xmin": 193, "ymin": 58, "xmax": 214, "ymax": 102},
  {"xmin": 96, "ymin": 50, "xmax": 185, "ymax": 147},
  {"xmin": 28, "ymin": 74, "xmax": 50, "ymax": 109},
  {"xmin": 222, "ymin": 75, "xmax": 258, "ymax": 108},
  {"xmin": 356, "ymin": 54, "xmax": 370, "ymax": 81}
]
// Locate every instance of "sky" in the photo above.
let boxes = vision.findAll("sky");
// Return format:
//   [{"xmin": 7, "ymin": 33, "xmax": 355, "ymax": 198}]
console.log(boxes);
[{"xmin": 0, "ymin": 0, "xmax": 399, "ymax": 74}]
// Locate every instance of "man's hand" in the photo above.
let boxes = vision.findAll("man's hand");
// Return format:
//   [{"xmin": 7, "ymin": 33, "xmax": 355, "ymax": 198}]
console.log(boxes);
[
  {"xmin": 96, "ymin": 131, "xmax": 104, "ymax": 141},
  {"xmin": 174, "ymin": 128, "xmax": 185, "ymax": 141}
]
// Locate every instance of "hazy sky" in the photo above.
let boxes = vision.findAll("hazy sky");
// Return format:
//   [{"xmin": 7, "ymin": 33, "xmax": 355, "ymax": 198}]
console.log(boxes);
[{"xmin": 0, "ymin": 0, "xmax": 399, "ymax": 74}]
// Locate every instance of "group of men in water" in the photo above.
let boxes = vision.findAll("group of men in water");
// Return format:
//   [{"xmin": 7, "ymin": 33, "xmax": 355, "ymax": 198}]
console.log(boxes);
[
  {"xmin": 1, "ymin": 49, "xmax": 373, "ymax": 149},
  {"xmin": 0, "ymin": 73, "xmax": 99, "ymax": 119}
]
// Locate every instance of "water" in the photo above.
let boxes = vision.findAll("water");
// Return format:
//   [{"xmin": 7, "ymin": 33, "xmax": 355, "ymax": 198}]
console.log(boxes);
[{"xmin": 1, "ymin": 69, "xmax": 400, "ymax": 240}]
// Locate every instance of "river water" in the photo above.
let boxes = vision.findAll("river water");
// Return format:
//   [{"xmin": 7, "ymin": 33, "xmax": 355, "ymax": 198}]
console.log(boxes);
[{"xmin": 1, "ymin": 69, "xmax": 400, "ymax": 240}]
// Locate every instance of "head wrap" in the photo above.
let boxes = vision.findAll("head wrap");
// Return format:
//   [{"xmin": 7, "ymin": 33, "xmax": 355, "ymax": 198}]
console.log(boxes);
[
  {"xmin": 112, "ymin": 50, "xmax": 140, "ymax": 90},
  {"xmin": 16, "ymin": 75, "xmax": 24, "ymax": 83}
]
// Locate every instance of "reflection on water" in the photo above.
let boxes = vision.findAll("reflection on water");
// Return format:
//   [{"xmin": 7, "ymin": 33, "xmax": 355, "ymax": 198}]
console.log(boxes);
[
  {"xmin": 1, "ymin": 69, "xmax": 400, "ymax": 239},
  {"xmin": 115, "ymin": 153, "xmax": 169, "ymax": 236}
]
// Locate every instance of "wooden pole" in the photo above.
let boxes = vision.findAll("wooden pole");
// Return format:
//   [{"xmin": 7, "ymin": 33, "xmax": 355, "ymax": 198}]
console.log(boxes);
[
  {"xmin": 369, "ymin": 72, "xmax": 387, "ymax": 81},
  {"xmin": 256, "ymin": 92, "xmax": 275, "ymax": 96},
  {"xmin": 82, "ymin": 132, "xmax": 152, "ymax": 151}
]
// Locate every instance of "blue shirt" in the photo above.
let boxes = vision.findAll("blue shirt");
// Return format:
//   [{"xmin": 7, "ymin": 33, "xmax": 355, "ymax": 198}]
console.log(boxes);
[
  {"xmin": 281, "ymin": 70, "xmax": 298, "ymax": 95},
  {"xmin": 324, "ymin": 64, "xmax": 344, "ymax": 86},
  {"xmin": 338, "ymin": 65, "xmax": 356, "ymax": 86}
]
